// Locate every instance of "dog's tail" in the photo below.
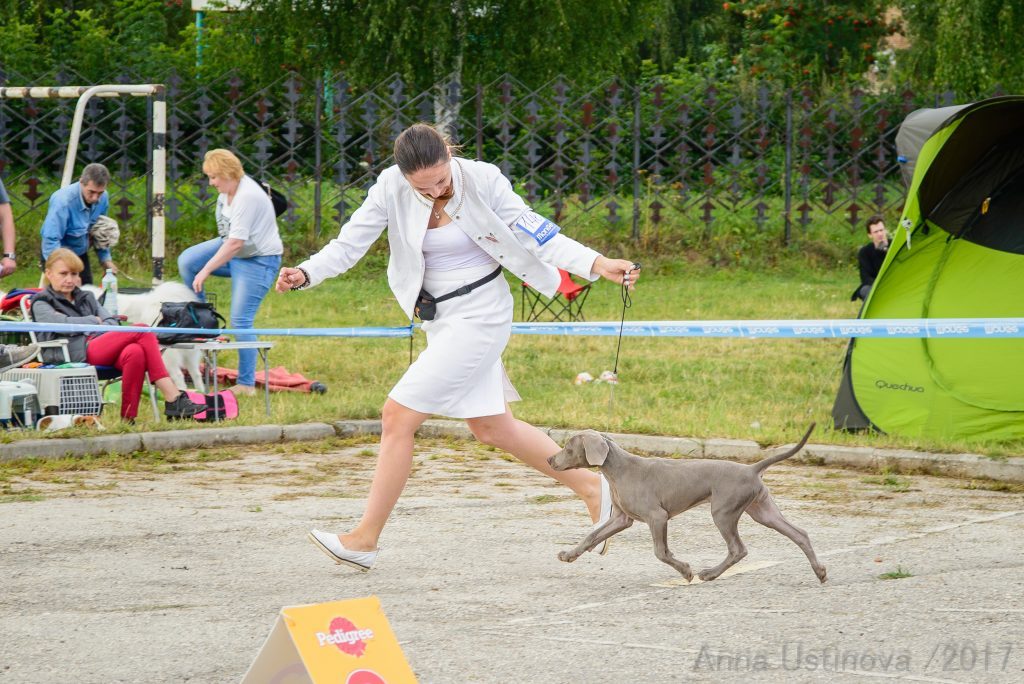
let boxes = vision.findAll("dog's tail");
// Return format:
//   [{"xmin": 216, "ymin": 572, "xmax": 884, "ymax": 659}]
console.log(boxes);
[{"xmin": 750, "ymin": 422, "xmax": 815, "ymax": 475}]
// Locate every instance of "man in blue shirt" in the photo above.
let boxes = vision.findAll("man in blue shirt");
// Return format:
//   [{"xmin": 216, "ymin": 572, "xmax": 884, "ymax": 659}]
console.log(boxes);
[
  {"xmin": 39, "ymin": 163, "xmax": 117, "ymax": 285},
  {"xmin": 0, "ymin": 177, "xmax": 17, "ymax": 278}
]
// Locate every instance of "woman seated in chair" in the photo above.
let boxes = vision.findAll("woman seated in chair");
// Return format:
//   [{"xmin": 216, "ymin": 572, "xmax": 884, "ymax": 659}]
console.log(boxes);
[{"xmin": 30, "ymin": 248, "xmax": 206, "ymax": 422}]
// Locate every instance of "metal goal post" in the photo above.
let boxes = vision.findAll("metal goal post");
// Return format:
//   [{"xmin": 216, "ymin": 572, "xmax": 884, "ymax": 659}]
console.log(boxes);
[{"xmin": 0, "ymin": 84, "xmax": 168, "ymax": 284}]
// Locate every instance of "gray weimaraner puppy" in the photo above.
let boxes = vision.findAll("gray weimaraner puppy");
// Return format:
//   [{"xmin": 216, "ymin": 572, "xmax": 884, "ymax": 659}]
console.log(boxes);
[{"xmin": 548, "ymin": 423, "xmax": 827, "ymax": 584}]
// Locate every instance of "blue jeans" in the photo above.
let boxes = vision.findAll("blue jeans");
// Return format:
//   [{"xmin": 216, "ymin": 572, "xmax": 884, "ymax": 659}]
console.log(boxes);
[{"xmin": 177, "ymin": 238, "xmax": 281, "ymax": 387}]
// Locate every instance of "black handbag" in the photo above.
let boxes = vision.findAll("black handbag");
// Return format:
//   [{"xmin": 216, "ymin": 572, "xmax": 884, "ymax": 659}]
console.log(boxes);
[
  {"xmin": 156, "ymin": 301, "xmax": 226, "ymax": 343},
  {"xmin": 258, "ymin": 179, "xmax": 288, "ymax": 217},
  {"xmin": 414, "ymin": 266, "xmax": 504, "ymax": 321}
]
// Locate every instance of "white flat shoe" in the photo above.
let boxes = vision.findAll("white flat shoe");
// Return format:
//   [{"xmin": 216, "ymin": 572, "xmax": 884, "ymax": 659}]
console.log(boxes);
[
  {"xmin": 589, "ymin": 474, "xmax": 613, "ymax": 555},
  {"xmin": 308, "ymin": 529, "xmax": 377, "ymax": 572}
]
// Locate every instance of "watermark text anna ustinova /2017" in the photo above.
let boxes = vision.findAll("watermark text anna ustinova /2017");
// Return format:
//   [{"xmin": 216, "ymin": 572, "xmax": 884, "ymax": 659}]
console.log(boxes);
[{"xmin": 692, "ymin": 641, "xmax": 1015, "ymax": 674}]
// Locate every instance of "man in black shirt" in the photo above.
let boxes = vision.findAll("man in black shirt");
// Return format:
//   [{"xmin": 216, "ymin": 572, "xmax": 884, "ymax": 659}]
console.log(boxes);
[{"xmin": 852, "ymin": 215, "xmax": 889, "ymax": 301}]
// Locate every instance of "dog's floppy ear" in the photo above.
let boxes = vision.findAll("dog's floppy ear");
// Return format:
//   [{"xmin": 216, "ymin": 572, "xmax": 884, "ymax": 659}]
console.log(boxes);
[{"xmin": 581, "ymin": 430, "xmax": 609, "ymax": 466}]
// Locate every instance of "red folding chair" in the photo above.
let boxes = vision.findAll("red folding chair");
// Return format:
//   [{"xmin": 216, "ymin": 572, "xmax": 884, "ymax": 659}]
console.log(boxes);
[
  {"xmin": 520, "ymin": 269, "xmax": 592, "ymax": 322},
  {"xmin": 1, "ymin": 288, "xmax": 41, "ymax": 346}
]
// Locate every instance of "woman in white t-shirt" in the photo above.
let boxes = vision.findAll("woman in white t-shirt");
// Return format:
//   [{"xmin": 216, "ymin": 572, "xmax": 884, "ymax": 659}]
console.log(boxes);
[
  {"xmin": 277, "ymin": 124, "xmax": 641, "ymax": 571},
  {"xmin": 178, "ymin": 149, "xmax": 283, "ymax": 394}
]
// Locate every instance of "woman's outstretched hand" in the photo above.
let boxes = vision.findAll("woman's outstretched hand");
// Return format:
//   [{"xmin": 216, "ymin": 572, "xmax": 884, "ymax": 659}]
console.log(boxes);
[
  {"xmin": 276, "ymin": 267, "xmax": 307, "ymax": 293},
  {"xmin": 593, "ymin": 257, "xmax": 641, "ymax": 290}
]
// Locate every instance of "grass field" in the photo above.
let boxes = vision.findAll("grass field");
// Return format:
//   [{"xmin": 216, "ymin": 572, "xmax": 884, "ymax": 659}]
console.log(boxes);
[{"xmin": 3, "ymin": 253, "xmax": 1021, "ymax": 458}]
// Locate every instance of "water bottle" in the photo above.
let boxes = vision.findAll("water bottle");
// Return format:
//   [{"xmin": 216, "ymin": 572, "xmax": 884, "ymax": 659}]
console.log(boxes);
[{"xmin": 101, "ymin": 268, "xmax": 119, "ymax": 316}]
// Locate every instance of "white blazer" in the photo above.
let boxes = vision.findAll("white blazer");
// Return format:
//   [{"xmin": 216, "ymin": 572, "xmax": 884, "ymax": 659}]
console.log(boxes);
[{"xmin": 298, "ymin": 158, "xmax": 602, "ymax": 318}]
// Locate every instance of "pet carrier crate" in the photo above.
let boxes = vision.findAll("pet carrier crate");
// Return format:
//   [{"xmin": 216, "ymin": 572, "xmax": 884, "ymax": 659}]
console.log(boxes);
[
  {"xmin": 0, "ymin": 367, "xmax": 102, "ymax": 416},
  {"xmin": 0, "ymin": 381, "xmax": 40, "ymax": 428}
]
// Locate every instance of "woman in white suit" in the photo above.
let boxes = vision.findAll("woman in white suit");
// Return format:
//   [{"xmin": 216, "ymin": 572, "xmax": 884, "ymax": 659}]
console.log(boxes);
[{"xmin": 277, "ymin": 123, "xmax": 641, "ymax": 570}]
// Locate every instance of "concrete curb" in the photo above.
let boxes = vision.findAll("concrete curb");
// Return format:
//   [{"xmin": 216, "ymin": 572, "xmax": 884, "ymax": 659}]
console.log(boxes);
[
  {"xmin": 2, "ymin": 419, "xmax": 1022, "ymax": 484},
  {"xmin": 0, "ymin": 423, "xmax": 335, "ymax": 462}
]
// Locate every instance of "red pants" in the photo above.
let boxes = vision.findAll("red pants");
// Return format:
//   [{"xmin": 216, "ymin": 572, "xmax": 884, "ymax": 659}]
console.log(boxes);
[{"xmin": 86, "ymin": 325, "xmax": 170, "ymax": 419}]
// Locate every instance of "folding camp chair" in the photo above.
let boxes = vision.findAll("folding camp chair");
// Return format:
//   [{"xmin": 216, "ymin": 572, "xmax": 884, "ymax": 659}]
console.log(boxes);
[
  {"xmin": 520, "ymin": 269, "xmax": 592, "ymax": 322},
  {"xmin": 20, "ymin": 296, "xmax": 160, "ymax": 420},
  {"xmin": 1, "ymin": 289, "xmax": 39, "ymax": 346}
]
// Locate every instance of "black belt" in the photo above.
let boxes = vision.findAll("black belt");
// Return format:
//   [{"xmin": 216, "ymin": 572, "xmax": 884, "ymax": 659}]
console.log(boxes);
[{"xmin": 415, "ymin": 266, "xmax": 503, "ymax": 321}]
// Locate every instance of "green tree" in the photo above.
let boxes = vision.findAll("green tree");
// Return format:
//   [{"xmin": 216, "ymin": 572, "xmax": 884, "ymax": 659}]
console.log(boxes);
[
  {"xmin": 0, "ymin": 16, "xmax": 49, "ymax": 75},
  {"xmin": 898, "ymin": 0, "xmax": 1024, "ymax": 96},
  {"xmin": 113, "ymin": 0, "xmax": 175, "ymax": 74},
  {"xmin": 42, "ymin": 8, "xmax": 114, "ymax": 78},
  {"xmin": 221, "ymin": 0, "xmax": 666, "ymax": 88},
  {"xmin": 639, "ymin": 0, "xmax": 734, "ymax": 71},
  {"xmin": 0, "ymin": 0, "xmax": 192, "ymax": 81},
  {"xmin": 722, "ymin": 1, "xmax": 887, "ymax": 84}
]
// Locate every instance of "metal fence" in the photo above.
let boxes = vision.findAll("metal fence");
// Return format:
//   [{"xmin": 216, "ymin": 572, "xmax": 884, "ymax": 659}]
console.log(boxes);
[{"xmin": 0, "ymin": 67, "xmax": 968, "ymax": 252}]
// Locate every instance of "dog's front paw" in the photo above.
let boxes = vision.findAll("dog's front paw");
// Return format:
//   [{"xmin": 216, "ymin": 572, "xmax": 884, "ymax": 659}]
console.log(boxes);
[
  {"xmin": 815, "ymin": 564, "xmax": 828, "ymax": 584},
  {"xmin": 557, "ymin": 550, "xmax": 579, "ymax": 563},
  {"xmin": 697, "ymin": 568, "xmax": 719, "ymax": 582}
]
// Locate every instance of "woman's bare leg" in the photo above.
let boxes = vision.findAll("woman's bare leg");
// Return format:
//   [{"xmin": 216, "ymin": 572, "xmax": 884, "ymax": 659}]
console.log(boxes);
[
  {"xmin": 339, "ymin": 398, "xmax": 429, "ymax": 551},
  {"xmin": 465, "ymin": 404, "xmax": 604, "ymax": 521},
  {"xmin": 153, "ymin": 377, "xmax": 181, "ymax": 402}
]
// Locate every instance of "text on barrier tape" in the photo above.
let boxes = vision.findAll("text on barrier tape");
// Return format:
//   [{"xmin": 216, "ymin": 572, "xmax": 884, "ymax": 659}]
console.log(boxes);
[{"xmin": 4, "ymin": 319, "xmax": 1023, "ymax": 338}]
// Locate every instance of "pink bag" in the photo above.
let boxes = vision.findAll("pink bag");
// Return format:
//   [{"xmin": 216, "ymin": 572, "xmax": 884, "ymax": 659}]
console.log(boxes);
[{"xmin": 185, "ymin": 390, "xmax": 239, "ymax": 422}]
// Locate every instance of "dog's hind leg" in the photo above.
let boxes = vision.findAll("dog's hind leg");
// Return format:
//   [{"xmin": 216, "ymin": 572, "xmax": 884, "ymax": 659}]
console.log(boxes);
[
  {"xmin": 558, "ymin": 512, "xmax": 632, "ymax": 563},
  {"xmin": 185, "ymin": 349, "xmax": 205, "ymax": 392},
  {"xmin": 646, "ymin": 512, "xmax": 693, "ymax": 581},
  {"xmin": 746, "ymin": 490, "xmax": 827, "ymax": 583},
  {"xmin": 698, "ymin": 502, "xmax": 749, "ymax": 582},
  {"xmin": 163, "ymin": 350, "xmax": 188, "ymax": 392}
]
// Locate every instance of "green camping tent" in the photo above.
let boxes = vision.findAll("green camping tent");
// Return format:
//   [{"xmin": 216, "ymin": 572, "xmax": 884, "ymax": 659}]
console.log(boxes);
[{"xmin": 832, "ymin": 96, "xmax": 1024, "ymax": 440}]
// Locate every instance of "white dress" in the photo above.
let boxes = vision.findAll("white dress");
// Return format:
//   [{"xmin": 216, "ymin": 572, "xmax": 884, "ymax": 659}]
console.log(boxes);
[{"xmin": 387, "ymin": 226, "xmax": 521, "ymax": 418}]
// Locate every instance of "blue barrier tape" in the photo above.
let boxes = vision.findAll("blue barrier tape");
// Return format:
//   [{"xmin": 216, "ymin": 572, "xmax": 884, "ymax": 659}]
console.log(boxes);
[
  {"xmin": 0, "ymin": 322, "xmax": 414, "ymax": 338},
  {"xmin": 512, "ymin": 319, "xmax": 1024, "ymax": 338},
  {"xmin": 4, "ymin": 318, "xmax": 1024, "ymax": 338}
]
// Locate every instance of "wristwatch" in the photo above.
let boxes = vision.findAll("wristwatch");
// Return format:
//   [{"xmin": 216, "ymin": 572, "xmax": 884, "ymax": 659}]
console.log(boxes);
[{"xmin": 2, "ymin": 253, "xmax": 14, "ymax": 260}]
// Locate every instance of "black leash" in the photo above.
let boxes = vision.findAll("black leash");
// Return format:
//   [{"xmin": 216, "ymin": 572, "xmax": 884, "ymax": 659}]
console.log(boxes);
[
  {"xmin": 612, "ymin": 263, "xmax": 640, "ymax": 376},
  {"xmin": 609, "ymin": 262, "xmax": 641, "ymax": 413}
]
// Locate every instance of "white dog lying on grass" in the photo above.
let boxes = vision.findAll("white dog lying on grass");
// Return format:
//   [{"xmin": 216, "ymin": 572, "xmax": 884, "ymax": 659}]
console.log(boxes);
[{"xmin": 85, "ymin": 281, "xmax": 207, "ymax": 393}]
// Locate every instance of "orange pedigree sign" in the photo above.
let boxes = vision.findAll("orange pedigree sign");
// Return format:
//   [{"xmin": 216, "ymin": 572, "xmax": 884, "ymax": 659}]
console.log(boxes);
[{"xmin": 242, "ymin": 596, "xmax": 416, "ymax": 683}]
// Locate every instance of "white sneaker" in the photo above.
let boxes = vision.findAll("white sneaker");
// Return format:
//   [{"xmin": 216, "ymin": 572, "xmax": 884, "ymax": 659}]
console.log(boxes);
[
  {"xmin": 307, "ymin": 529, "xmax": 377, "ymax": 571},
  {"xmin": 0, "ymin": 344, "xmax": 39, "ymax": 373},
  {"xmin": 589, "ymin": 474, "xmax": 613, "ymax": 555}
]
